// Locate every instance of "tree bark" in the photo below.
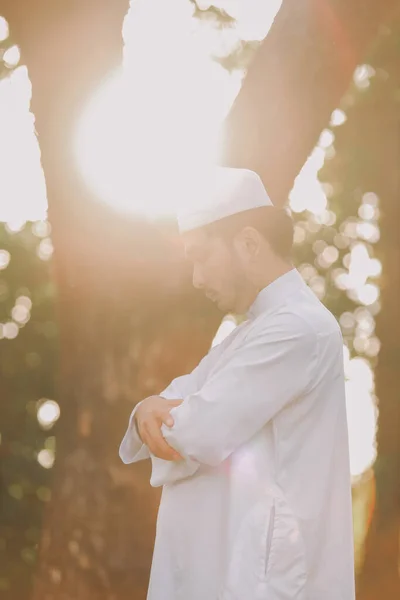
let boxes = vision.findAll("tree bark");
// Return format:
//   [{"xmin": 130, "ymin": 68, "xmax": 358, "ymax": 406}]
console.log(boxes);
[
  {"xmin": 2, "ymin": 0, "xmax": 399, "ymax": 598},
  {"xmin": 221, "ymin": 0, "xmax": 399, "ymax": 205},
  {"xmin": 222, "ymin": 4, "xmax": 400, "ymax": 591},
  {"xmin": 3, "ymin": 2, "xmax": 221, "ymax": 599}
]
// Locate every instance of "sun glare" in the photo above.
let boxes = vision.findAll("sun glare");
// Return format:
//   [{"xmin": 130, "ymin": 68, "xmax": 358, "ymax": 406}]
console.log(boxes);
[
  {"xmin": 0, "ymin": 2, "xmax": 380, "ymax": 484},
  {"xmin": 75, "ymin": 66, "xmax": 227, "ymax": 218},
  {"xmin": 75, "ymin": 0, "xmax": 283, "ymax": 218},
  {"xmin": 0, "ymin": 67, "xmax": 47, "ymax": 222},
  {"xmin": 0, "ymin": 16, "xmax": 9, "ymax": 42}
]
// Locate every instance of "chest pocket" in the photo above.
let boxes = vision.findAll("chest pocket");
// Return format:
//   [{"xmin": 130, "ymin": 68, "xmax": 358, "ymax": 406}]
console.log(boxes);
[{"xmin": 220, "ymin": 489, "xmax": 307, "ymax": 600}]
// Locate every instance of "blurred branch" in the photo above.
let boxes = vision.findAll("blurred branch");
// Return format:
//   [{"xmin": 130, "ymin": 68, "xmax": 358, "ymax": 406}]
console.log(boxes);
[
  {"xmin": 212, "ymin": 39, "xmax": 260, "ymax": 72},
  {"xmin": 189, "ymin": 1, "xmax": 236, "ymax": 26},
  {"xmin": 221, "ymin": 0, "xmax": 400, "ymax": 206},
  {"xmin": 3, "ymin": 3, "xmax": 221, "ymax": 600}
]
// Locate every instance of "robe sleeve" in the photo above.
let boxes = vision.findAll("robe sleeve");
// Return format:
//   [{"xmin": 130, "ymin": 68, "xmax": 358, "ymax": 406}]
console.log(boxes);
[
  {"xmin": 119, "ymin": 402, "xmax": 149, "ymax": 464},
  {"xmin": 158, "ymin": 313, "xmax": 318, "ymax": 477},
  {"xmin": 119, "ymin": 334, "xmax": 231, "ymax": 465}
]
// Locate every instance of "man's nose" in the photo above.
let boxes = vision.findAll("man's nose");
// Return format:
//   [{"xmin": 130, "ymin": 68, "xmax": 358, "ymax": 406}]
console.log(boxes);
[{"xmin": 192, "ymin": 266, "xmax": 205, "ymax": 290}]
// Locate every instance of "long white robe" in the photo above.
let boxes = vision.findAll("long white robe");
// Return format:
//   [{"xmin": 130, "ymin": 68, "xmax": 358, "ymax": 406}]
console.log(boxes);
[{"xmin": 120, "ymin": 269, "xmax": 355, "ymax": 600}]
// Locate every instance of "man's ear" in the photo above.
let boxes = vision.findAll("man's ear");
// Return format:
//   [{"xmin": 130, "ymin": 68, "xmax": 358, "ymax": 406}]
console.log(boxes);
[{"xmin": 238, "ymin": 226, "xmax": 262, "ymax": 259}]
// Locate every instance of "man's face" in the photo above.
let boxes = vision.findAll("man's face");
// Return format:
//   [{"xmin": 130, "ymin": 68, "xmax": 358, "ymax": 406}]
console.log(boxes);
[{"xmin": 183, "ymin": 228, "xmax": 245, "ymax": 313}]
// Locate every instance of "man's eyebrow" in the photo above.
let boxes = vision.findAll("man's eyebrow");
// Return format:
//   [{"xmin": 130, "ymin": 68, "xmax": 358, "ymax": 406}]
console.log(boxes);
[{"xmin": 184, "ymin": 245, "xmax": 201, "ymax": 260}]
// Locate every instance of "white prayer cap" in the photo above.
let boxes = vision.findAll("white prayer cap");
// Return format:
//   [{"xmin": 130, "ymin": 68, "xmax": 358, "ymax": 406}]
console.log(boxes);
[{"xmin": 177, "ymin": 167, "xmax": 273, "ymax": 233}]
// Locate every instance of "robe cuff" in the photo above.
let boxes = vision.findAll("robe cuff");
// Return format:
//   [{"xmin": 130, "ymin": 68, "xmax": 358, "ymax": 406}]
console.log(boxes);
[
  {"xmin": 149, "ymin": 453, "xmax": 199, "ymax": 487},
  {"xmin": 119, "ymin": 402, "xmax": 150, "ymax": 464}
]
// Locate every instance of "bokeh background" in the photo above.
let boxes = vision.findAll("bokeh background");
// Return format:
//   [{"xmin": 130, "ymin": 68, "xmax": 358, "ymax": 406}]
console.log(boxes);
[{"xmin": 0, "ymin": 1, "xmax": 399, "ymax": 599}]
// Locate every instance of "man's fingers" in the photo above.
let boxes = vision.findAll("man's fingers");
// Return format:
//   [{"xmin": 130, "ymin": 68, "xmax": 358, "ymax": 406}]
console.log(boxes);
[
  {"xmin": 155, "ymin": 447, "xmax": 182, "ymax": 461},
  {"xmin": 137, "ymin": 397, "xmax": 184, "ymax": 460},
  {"xmin": 167, "ymin": 399, "xmax": 183, "ymax": 407},
  {"xmin": 153, "ymin": 441, "xmax": 182, "ymax": 461},
  {"xmin": 161, "ymin": 410, "xmax": 176, "ymax": 427},
  {"xmin": 160, "ymin": 400, "xmax": 183, "ymax": 427},
  {"xmin": 146, "ymin": 422, "xmax": 182, "ymax": 461},
  {"xmin": 162, "ymin": 400, "xmax": 183, "ymax": 427}
]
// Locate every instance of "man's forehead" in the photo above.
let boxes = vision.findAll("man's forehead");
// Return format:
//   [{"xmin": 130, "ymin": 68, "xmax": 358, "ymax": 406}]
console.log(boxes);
[{"xmin": 182, "ymin": 229, "xmax": 209, "ymax": 254}]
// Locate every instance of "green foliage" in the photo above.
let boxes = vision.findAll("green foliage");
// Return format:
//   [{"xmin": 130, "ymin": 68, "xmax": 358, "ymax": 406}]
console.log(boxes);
[
  {"xmin": 291, "ymin": 20, "xmax": 400, "ymax": 573},
  {"xmin": 0, "ymin": 222, "xmax": 58, "ymax": 599},
  {"xmin": 292, "ymin": 20, "xmax": 400, "ymax": 359}
]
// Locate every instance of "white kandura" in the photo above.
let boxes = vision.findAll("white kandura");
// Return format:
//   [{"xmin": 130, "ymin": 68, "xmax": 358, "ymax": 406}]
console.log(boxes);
[{"xmin": 120, "ymin": 269, "xmax": 355, "ymax": 600}]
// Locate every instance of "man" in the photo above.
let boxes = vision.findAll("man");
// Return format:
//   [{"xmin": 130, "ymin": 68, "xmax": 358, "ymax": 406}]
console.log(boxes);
[{"xmin": 120, "ymin": 168, "xmax": 355, "ymax": 600}]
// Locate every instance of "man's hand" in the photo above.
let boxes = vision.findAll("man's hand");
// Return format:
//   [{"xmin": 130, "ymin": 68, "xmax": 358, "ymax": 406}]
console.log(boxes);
[{"xmin": 135, "ymin": 396, "xmax": 183, "ymax": 461}]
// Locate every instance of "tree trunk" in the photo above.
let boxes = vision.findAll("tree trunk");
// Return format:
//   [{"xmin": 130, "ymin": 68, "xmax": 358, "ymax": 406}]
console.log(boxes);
[
  {"xmin": 2, "ymin": 0, "xmax": 399, "ymax": 598},
  {"xmin": 222, "ymin": 0, "xmax": 399, "ymax": 205},
  {"xmin": 3, "ymin": 2, "xmax": 221, "ymax": 599},
  {"xmin": 222, "ymin": 3, "xmax": 400, "ymax": 592}
]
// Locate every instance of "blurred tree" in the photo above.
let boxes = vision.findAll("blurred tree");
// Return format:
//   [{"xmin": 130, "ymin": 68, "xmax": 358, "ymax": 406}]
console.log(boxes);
[
  {"xmin": 1, "ymin": 22, "xmax": 57, "ymax": 600},
  {"xmin": 1, "ymin": 1, "xmax": 399, "ymax": 599},
  {"xmin": 221, "ymin": 0, "xmax": 399, "ymax": 205},
  {"xmin": 2, "ymin": 2, "xmax": 221, "ymax": 599},
  {"xmin": 291, "ymin": 19, "xmax": 400, "ymax": 593},
  {"xmin": 343, "ymin": 24, "xmax": 400, "ymax": 599},
  {"xmin": 219, "ymin": 1, "xmax": 400, "ymax": 591},
  {"xmin": 0, "ymin": 222, "xmax": 58, "ymax": 600}
]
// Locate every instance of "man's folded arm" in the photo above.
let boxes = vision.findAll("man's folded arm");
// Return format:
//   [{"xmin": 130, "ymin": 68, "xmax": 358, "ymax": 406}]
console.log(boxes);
[
  {"xmin": 119, "ymin": 338, "xmax": 229, "ymax": 465},
  {"xmin": 160, "ymin": 315, "xmax": 318, "ymax": 476}
]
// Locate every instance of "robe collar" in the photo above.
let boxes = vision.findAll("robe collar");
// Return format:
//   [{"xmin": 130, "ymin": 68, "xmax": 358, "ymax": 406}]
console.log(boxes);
[{"xmin": 247, "ymin": 268, "xmax": 305, "ymax": 320}]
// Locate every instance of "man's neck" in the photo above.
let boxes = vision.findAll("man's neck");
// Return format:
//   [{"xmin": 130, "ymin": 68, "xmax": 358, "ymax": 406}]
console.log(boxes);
[
  {"xmin": 256, "ymin": 261, "xmax": 294, "ymax": 293},
  {"xmin": 240, "ymin": 261, "xmax": 294, "ymax": 314}
]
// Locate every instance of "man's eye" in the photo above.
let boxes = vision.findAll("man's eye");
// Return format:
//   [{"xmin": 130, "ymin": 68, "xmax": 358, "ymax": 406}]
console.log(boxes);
[{"xmin": 187, "ymin": 252, "xmax": 206, "ymax": 263}]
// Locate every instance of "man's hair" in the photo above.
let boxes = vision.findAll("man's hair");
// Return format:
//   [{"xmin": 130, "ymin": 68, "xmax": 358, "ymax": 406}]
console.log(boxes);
[{"xmin": 203, "ymin": 206, "xmax": 294, "ymax": 260}]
